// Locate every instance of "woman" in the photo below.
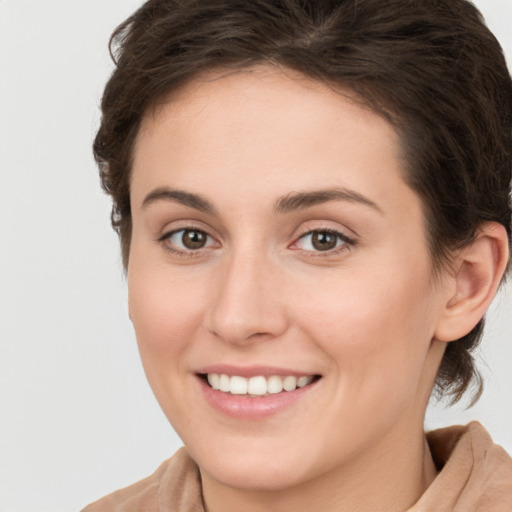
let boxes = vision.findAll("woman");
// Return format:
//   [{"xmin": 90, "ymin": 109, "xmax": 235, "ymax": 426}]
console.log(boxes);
[{"xmin": 83, "ymin": 0, "xmax": 512, "ymax": 510}]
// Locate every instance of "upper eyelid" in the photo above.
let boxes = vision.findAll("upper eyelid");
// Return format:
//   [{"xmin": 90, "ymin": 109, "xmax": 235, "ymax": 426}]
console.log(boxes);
[
  {"xmin": 292, "ymin": 215, "xmax": 360, "ymax": 236},
  {"xmin": 297, "ymin": 226, "xmax": 346, "ymax": 237},
  {"xmin": 157, "ymin": 221, "xmax": 218, "ymax": 240},
  {"xmin": 293, "ymin": 226, "xmax": 356, "ymax": 243},
  {"xmin": 295, "ymin": 229, "xmax": 355, "ymax": 244},
  {"xmin": 158, "ymin": 228, "xmax": 218, "ymax": 257},
  {"xmin": 159, "ymin": 226, "xmax": 201, "ymax": 239},
  {"xmin": 160, "ymin": 227, "xmax": 216, "ymax": 243}
]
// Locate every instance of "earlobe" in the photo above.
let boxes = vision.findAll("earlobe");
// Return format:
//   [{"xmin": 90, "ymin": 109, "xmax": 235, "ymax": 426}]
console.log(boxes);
[{"xmin": 435, "ymin": 222, "xmax": 509, "ymax": 343}]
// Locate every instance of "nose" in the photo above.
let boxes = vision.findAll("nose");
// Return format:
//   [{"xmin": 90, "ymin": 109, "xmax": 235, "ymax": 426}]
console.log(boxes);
[{"xmin": 204, "ymin": 249, "xmax": 289, "ymax": 346}]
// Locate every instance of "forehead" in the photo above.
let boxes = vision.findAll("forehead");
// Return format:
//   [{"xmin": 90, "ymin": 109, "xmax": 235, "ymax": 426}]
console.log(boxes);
[
  {"xmin": 131, "ymin": 67, "xmax": 410, "ymax": 208},
  {"xmin": 139, "ymin": 66, "xmax": 396, "ymax": 146}
]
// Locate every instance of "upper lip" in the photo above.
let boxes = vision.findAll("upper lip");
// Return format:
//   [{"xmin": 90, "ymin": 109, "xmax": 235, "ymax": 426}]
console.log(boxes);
[{"xmin": 195, "ymin": 364, "xmax": 319, "ymax": 378}]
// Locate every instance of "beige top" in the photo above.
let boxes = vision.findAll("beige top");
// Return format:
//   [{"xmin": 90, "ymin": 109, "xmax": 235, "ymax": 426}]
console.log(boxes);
[{"xmin": 82, "ymin": 422, "xmax": 512, "ymax": 511}]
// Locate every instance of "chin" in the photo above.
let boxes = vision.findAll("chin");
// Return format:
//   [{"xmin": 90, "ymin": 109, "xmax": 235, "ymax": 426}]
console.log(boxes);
[
  {"xmin": 188, "ymin": 439, "xmax": 316, "ymax": 492},
  {"xmin": 203, "ymin": 460, "xmax": 308, "ymax": 492}
]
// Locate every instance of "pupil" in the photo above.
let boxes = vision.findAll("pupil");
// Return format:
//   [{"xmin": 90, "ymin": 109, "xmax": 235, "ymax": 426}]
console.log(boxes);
[
  {"xmin": 183, "ymin": 230, "xmax": 206, "ymax": 249},
  {"xmin": 312, "ymin": 231, "xmax": 337, "ymax": 251}
]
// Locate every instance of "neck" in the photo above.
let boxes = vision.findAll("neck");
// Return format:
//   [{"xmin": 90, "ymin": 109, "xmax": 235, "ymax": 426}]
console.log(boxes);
[{"xmin": 201, "ymin": 421, "xmax": 438, "ymax": 512}]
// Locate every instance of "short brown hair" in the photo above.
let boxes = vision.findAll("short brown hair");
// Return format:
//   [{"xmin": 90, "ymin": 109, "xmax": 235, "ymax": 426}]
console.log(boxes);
[{"xmin": 94, "ymin": 0, "xmax": 512, "ymax": 403}]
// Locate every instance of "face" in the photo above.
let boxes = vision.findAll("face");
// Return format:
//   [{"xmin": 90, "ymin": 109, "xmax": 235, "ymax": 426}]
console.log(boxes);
[{"xmin": 128, "ymin": 67, "xmax": 449, "ymax": 492}]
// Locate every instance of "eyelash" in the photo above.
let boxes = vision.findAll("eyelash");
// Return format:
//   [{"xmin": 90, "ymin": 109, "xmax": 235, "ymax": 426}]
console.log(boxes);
[
  {"xmin": 291, "ymin": 228, "xmax": 357, "ymax": 256},
  {"xmin": 158, "ymin": 227, "xmax": 356, "ymax": 258},
  {"xmin": 158, "ymin": 226, "xmax": 217, "ymax": 258}
]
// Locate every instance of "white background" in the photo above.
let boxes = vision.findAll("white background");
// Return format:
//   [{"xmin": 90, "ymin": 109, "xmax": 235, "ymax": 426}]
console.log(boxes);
[{"xmin": 0, "ymin": 1, "xmax": 511, "ymax": 510}]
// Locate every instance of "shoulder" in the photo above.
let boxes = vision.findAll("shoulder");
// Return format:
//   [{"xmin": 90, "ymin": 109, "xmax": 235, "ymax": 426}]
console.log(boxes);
[
  {"xmin": 427, "ymin": 421, "xmax": 512, "ymax": 472},
  {"xmin": 415, "ymin": 422, "xmax": 512, "ymax": 511},
  {"xmin": 81, "ymin": 447, "xmax": 204, "ymax": 512}
]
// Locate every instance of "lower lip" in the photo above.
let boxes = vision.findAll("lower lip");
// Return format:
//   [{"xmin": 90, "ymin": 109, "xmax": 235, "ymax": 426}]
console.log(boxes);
[{"xmin": 197, "ymin": 376, "xmax": 319, "ymax": 420}]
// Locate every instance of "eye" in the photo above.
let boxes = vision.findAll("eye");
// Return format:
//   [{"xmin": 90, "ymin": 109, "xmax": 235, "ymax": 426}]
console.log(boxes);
[
  {"xmin": 294, "ymin": 229, "xmax": 354, "ymax": 253},
  {"xmin": 161, "ymin": 228, "xmax": 217, "ymax": 253}
]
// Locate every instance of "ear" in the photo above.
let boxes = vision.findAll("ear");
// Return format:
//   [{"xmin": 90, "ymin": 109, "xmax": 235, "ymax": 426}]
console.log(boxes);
[{"xmin": 435, "ymin": 222, "xmax": 509, "ymax": 342}]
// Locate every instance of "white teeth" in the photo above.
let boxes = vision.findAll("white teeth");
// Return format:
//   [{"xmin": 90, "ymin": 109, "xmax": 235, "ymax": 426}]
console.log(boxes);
[
  {"xmin": 297, "ymin": 376, "xmax": 313, "ymax": 388},
  {"xmin": 219, "ymin": 374, "xmax": 230, "ymax": 392},
  {"xmin": 267, "ymin": 375, "xmax": 283, "ymax": 394},
  {"xmin": 207, "ymin": 373, "xmax": 220, "ymax": 390},
  {"xmin": 205, "ymin": 373, "xmax": 315, "ymax": 396},
  {"xmin": 248, "ymin": 376, "xmax": 267, "ymax": 396},
  {"xmin": 230, "ymin": 376, "xmax": 248, "ymax": 395},
  {"xmin": 282, "ymin": 376, "xmax": 297, "ymax": 391}
]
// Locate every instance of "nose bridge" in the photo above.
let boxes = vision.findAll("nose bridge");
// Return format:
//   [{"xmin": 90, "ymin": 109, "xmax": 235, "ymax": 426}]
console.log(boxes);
[{"xmin": 205, "ymin": 245, "xmax": 288, "ymax": 345}]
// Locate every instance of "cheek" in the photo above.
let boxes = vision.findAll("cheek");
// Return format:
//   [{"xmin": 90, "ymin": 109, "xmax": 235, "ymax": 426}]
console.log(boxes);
[
  {"xmin": 294, "ymin": 264, "xmax": 436, "ymax": 399},
  {"xmin": 127, "ymin": 259, "xmax": 213, "ymax": 430},
  {"xmin": 127, "ymin": 259, "xmax": 207, "ymax": 368}
]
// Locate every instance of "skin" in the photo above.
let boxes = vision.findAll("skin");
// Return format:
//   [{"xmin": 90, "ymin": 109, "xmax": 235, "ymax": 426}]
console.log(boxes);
[{"xmin": 127, "ymin": 67, "xmax": 503, "ymax": 511}]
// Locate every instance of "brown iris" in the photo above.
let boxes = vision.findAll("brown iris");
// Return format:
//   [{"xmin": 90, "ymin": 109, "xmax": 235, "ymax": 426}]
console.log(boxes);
[
  {"xmin": 182, "ymin": 229, "xmax": 207, "ymax": 249},
  {"xmin": 311, "ymin": 231, "xmax": 338, "ymax": 251}
]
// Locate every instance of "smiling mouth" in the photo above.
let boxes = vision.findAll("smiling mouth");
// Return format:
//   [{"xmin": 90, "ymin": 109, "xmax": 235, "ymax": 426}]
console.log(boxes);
[{"xmin": 199, "ymin": 373, "xmax": 321, "ymax": 397}]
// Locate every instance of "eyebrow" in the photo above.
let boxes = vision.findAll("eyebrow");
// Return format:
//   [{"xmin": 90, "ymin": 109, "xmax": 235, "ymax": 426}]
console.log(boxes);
[
  {"xmin": 141, "ymin": 186, "xmax": 382, "ymax": 216},
  {"xmin": 142, "ymin": 188, "xmax": 218, "ymax": 215},
  {"xmin": 274, "ymin": 188, "xmax": 383, "ymax": 215}
]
